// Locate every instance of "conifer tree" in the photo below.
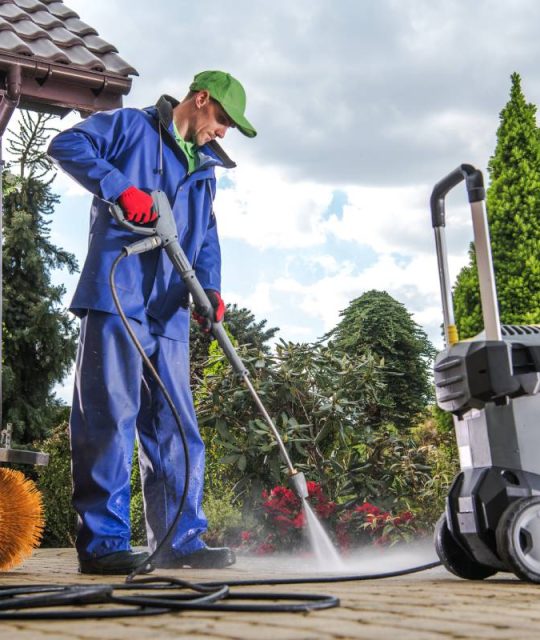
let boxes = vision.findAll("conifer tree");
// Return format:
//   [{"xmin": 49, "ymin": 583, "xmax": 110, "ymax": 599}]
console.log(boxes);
[
  {"xmin": 325, "ymin": 290, "xmax": 435, "ymax": 430},
  {"xmin": 2, "ymin": 111, "xmax": 79, "ymax": 443},
  {"xmin": 453, "ymin": 73, "xmax": 540, "ymax": 336}
]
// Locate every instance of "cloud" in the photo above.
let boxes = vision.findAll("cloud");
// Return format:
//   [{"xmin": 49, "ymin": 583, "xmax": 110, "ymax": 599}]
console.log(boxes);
[
  {"xmin": 215, "ymin": 165, "xmax": 334, "ymax": 249},
  {"xmin": 216, "ymin": 163, "xmax": 476, "ymax": 264},
  {"xmin": 325, "ymin": 182, "xmax": 475, "ymax": 258},
  {"xmin": 203, "ymin": 162, "xmax": 478, "ymax": 350},
  {"xmin": 66, "ymin": 0, "xmax": 540, "ymax": 188},
  {"xmin": 52, "ymin": 170, "xmax": 90, "ymax": 198}
]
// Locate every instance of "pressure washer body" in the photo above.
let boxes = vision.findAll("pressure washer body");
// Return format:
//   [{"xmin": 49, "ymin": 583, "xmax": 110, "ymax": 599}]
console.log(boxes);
[
  {"xmin": 431, "ymin": 165, "xmax": 540, "ymax": 582},
  {"xmin": 110, "ymin": 192, "xmax": 309, "ymax": 501}
]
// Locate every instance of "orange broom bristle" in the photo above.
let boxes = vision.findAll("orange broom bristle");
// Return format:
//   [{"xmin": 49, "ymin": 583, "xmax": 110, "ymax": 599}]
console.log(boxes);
[{"xmin": 0, "ymin": 467, "xmax": 45, "ymax": 571}]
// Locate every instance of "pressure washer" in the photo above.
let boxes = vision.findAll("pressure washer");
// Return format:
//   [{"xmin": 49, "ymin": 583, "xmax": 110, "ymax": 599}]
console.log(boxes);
[{"xmin": 431, "ymin": 164, "xmax": 540, "ymax": 582}]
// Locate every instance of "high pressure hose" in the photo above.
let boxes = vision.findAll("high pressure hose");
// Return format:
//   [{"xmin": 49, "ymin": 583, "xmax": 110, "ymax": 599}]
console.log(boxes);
[{"xmin": 108, "ymin": 251, "xmax": 190, "ymax": 579}]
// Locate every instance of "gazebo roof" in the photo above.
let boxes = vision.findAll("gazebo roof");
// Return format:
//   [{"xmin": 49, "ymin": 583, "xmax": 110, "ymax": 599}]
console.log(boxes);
[{"xmin": 0, "ymin": 0, "xmax": 137, "ymax": 117}]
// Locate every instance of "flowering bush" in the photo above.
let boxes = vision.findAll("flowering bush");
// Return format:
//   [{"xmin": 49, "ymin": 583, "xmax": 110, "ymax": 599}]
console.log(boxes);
[
  {"xmin": 335, "ymin": 502, "xmax": 415, "ymax": 550},
  {"xmin": 237, "ymin": 481, "xmax": 336, "ymax": 554},
  {"xmin": 236, "ymin": 481, "xmax": 419, "ymax": 555}
]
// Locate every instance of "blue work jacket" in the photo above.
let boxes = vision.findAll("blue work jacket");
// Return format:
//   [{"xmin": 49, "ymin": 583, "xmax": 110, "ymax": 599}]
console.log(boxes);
[{"xmin": 48, "ymin": 95, "xmax": 236, "ymax": 341}]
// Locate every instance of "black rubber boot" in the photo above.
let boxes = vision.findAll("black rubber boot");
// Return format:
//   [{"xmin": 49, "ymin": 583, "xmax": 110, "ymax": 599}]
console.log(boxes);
[
  {"xmin": 153, "ymin": 546, "xmax": 236, "ymax": 569},
  {"xmin": 78, "ymin": 550, "xmax": 152, "ymax": 575}
]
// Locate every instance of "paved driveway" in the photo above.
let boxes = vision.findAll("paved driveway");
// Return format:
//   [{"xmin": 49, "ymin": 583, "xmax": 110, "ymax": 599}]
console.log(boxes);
[{"xmin": 1, "ymin": 547, "xmax": 538, "ymax": 639}]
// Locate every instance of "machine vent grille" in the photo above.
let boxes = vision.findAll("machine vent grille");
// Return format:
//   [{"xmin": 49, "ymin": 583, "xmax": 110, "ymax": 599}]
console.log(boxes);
[{"xmin": 501, "ymin": 324, "xmax": 540, "ymax": 336}]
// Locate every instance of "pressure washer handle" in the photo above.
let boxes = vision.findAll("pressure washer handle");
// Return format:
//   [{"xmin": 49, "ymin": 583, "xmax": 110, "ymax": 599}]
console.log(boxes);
[
  {"xmin": 111, "ymin": 190, "xmax": 249, "ymax": 376},
  {"xmin": 110, "ymin": 202, "xmax": 157, "ymax": 236},
  {"xmin": 430, "ymin": 164, "xmax": 485, "ymax": 228},
  {"xmin": 430, "ymin": 165, "xmax": 501, "ymax": 344}
]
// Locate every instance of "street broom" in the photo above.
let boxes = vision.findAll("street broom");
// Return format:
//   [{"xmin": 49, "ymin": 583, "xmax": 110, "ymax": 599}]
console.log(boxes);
[{"xmin": 0, "ymin": 467, "xmax": 44, "ymax": 570}]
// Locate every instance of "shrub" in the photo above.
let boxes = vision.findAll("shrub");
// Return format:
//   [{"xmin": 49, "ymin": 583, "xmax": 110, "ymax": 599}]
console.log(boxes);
[
  {"xmin": 335, "ymin": 502, "xmax": 416, "ymax": 549},
  {"xmin": 130, "ymin": 441, "xmax": 147, "ymax": 547},
  {"xmin": 34, "ymin": 422, "xmax": 77, "ymax": 547},
  {"xmin": 237, "ymin": 481, "xmax": 420, "ymax": 555},
  {"xmin": 197, "ymin": 339, "xmax": 384, "ymax": 508},
  {"xmin": 202, "ymin": 484, "xmax": 243, "ymax": 547}
]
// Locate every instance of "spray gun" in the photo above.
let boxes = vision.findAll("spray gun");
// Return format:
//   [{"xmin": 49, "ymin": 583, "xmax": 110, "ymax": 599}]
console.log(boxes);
[{"xmin": 110, "ymin": 190, "xmax": 309, "ymax": 501}]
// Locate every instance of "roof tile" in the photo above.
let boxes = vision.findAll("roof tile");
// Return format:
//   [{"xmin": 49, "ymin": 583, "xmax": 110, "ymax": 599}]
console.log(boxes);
[
  {"xmin": 0, "ymin": 16, "xmax": 17, "ymax": 31},
  {"xmin": 47, "ymin": 25, "xmax": 83, "ymax": 46},
  {"xmin": 0, "ymin": 4, "xmax": 28, "ymax": 21},
  {"xmin": 81, "ymin": 33, "xmax": 117, "ymax": 55},
  {"xmin": 26, "ymin": 9, "xmax": 62, "ymax": 28},
  {"xmin": 0, "ymin": 28, "xmax": 32, "ymax": 54},
  {"xmin": 11, "ymin": 16, "xmax": 49, "ymax": 39},
  {"xmin": 61, "ymin": 43, "xmax": 105, "ymax": 71},
  {"xmin": 62, "ymin": 15, "xmax": 97, "ymax": 37},
  {"xmin": 99, "ymin": 51, "xmax": 137, "ymax": 76},
  {"xmin": 12, "ymin": 0, "xmax": 48, "ymax": 12},
  {"xmin": 29, "ymin": 35, "xmax": 70, "ymax": 63},
  {"xmin": 41, "ymin": 1, "xmax": 77, "ymax": 19}
]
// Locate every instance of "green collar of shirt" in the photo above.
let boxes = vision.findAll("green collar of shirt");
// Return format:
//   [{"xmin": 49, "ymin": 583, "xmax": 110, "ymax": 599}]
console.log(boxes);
[{"xmin": 173, "ymin": 122, "xmax": 198, "ymax": 174}]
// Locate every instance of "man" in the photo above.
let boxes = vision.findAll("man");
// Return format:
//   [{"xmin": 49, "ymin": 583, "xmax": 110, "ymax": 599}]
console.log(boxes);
[{"xmin": 48, "ymin": 70, "xmax": 256, "ymax": 574}]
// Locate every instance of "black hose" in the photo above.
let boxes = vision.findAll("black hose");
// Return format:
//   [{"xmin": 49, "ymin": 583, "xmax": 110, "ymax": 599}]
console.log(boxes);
[
  {"xmin": 109, "ymin": 251, "xmax": 191, "ymax": 579},
  {"xmin": 0, "ymin": 560, "xmax": 444, "ymax": 619},
  {"xmin": 202, "ymin": 560, "xmax": 442, "ymax": 587}
]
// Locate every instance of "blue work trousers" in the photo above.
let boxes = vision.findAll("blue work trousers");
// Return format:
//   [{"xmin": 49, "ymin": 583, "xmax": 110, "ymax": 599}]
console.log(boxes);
[{"xmin": 70, "ymin": 310, "xmax": 207, "ymax": 560}]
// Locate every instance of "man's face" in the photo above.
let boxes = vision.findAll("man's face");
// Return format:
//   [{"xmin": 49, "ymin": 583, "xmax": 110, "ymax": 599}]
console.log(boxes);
[{"xmin": 192, "ymin": 93, "xmax": 235, "ymax": 146}]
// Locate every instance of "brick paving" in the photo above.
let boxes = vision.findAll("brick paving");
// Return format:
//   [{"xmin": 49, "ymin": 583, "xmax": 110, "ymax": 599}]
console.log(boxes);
[{"xmin": 1, "ymin": 547, "xmax": 539, "ymax": 639}]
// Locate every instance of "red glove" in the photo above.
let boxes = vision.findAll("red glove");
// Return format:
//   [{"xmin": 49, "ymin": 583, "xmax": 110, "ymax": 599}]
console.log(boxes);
[
  {"xmin": 117, "ymin": 186, "xmax": 157, "ymax": 224},
  {"xmin": 193, "ymin": 290, "xmax": 225, "ymax": 332}
]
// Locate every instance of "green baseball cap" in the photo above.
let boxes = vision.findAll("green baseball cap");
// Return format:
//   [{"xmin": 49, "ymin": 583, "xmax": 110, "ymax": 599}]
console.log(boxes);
[{"xmin": 190, "ymin": 70, "xmax": 257, "ymax": 138}]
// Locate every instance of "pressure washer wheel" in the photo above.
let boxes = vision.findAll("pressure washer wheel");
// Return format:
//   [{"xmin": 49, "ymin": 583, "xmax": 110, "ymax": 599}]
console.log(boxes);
[
  {"xmin": 496, "ymin": 496, "xmax": 540, "ymax": 582},
  {"xmin": 434, "ymin": 514, "xmax": 497, "ymax": 580}
]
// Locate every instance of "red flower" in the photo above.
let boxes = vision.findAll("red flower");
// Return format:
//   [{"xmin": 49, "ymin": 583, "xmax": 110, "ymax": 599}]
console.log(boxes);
[
  {"xmin": 315, "ymin": 501, "xmax": 337, "ymax": 519},
  {"xmin": 355, "ymin": 502, "xmax": 382, "ymax": 516},
  {"xmin": 274, "ymin": 515, "xmax": 299, "ymax": 535}
]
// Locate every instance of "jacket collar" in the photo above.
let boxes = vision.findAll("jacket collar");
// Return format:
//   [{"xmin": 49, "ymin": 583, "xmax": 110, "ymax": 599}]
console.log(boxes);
[{"xmin": 153, "ymin": 94, "xmax": 236, "ymax": 169}]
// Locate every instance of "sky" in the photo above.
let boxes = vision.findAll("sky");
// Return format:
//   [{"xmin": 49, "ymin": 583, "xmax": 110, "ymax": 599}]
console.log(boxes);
[{"xmin": 19, "ymin": 0, "xmax": 540, "ymax": 401}]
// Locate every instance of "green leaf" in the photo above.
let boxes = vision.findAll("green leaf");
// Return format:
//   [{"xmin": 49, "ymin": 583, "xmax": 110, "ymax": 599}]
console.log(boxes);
[{"xmin": 237, "ymin": 455, "xmax": 247, "ymax": 472}]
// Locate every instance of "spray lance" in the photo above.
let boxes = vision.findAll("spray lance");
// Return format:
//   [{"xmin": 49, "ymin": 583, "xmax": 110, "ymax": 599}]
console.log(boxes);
[{"xmin": 110, "ymin": 190, "xmax": 309, "ymax": 501}]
